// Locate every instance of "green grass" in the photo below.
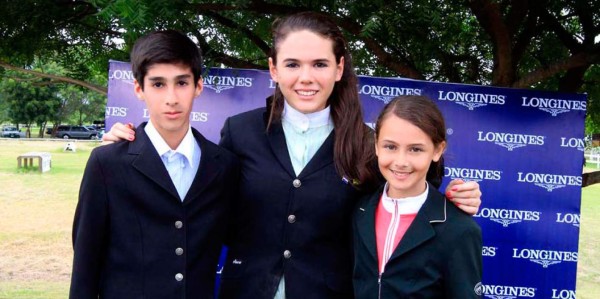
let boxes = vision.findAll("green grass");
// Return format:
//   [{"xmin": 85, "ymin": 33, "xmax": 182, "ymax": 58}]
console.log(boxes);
[
  {"xmin": 577, "ymin": 182, "xmax": 600, "ymax": 298},
  {"xmin": 0, "ymin": 281, "xmax": 67, "ymax": 299},
  {"xmin": 0, "ymin": 139, "xmax": 598, "ymax": 298}
]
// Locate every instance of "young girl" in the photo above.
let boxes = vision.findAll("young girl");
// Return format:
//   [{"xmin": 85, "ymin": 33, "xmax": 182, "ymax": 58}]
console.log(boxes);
[
  {"xmin": 353, "ymin": 95, "xmax": 482, "ymax": 298},
  {"xmin": 103, "ymin": 12, "xmax": 483, "ymax": 298}
]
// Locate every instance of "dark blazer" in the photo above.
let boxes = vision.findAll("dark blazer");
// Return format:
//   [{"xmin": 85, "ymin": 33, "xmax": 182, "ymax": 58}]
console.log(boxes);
[
  {"xmin": 217, "ymin": 107, "xmax": 365, "ymax": 299},
  {"xmin": 353, "ymin": 183, "xmax": 482, "ymax": 299},
  {"xmin": 69, "ymin": 123, "xmax": 240, "ymax": 299}
]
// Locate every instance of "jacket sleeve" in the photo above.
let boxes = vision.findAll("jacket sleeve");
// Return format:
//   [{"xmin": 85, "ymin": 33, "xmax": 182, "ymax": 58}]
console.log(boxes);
[
  {"xmin": 219, "ymin": 117, "xmax": 235, "ymax": 153},
  {"xmin": 69, "ymin": 150, "xmax": 109, "ymax": 299},
  {"xmin": 218, "ymin": 117, "xmax": 239, "ymax": 248},
  {"xmin": 444, "ymin": 223, "xmax": 483, "ymax": 298}
]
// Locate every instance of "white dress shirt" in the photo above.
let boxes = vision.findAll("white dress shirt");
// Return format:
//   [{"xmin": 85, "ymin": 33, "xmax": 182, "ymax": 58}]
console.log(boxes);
[{"xmin": 144, "ymin": 120, "xmax": 201, "ymax": 201}]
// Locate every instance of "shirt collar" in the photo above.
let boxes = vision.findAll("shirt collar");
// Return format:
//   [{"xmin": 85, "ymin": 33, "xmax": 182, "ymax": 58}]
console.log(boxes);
[
  {"xmin": 282, "ymin": 100, "xmax": 332, "ymax": 132},
  {"xmin": 381, "ymin": 182, "xmax": 428, "ymax": 214},
  {"xmin": 144, "ymin": 120, "xmax": 196, "ymax": 165}
]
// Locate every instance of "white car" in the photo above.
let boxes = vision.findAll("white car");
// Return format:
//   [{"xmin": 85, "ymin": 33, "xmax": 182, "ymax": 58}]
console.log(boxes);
[{"xmin": 1, "ymin": 126, "xmax": 25, "ymax": 138}]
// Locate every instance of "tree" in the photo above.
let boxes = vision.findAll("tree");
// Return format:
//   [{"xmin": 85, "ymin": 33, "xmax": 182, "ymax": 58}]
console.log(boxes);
[
  {"xmin": 1, "ymin": 0, "xmax": 597, "ymax": 118},
  {"xmin": 0, "ymin": 0, "xmax": 598, "ymax": 180},
  {"xmin": 1, "ymin": 78, "xmax": 61, "ymax": 137},
  {"xmin": 1, "ymin": 1, "xmax": 598, "ymax": 91},
  {"xmin": 0, "ymin": 59, "xmax": 106, "ymax": 137}
]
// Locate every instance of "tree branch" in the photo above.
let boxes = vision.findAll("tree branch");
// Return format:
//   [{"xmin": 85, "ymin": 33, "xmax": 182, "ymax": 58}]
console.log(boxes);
[
  {"xmin": 0, "ymin": 61, "xmax": 107, "ymax": 95},
  {"xmin": 512, "ymin": 8, "xmax": 541, "ymax": 66},
  {"xmin": 194, "ymin": 1, "xmax": 424, "ymax": 79},
  {"xmin": 512, "ymin": 48, "xmax": 599, "ymax": 88},
  {"xmin": 201, "ymin": 11, "xmax": 271, "ymax": 56},
  {"xmin": 188, "ymin": 27, "xmax": 265, "ymax": 70},
  {"xmin": 538, "ymin": 9, "xmax": 581, "ymax": 51},
  {"xmin": 336, "ymin": 17, "xmax": 424, "ymax": 79},
  {"xmin": 468, "ymin": 0, "xmax": 514, "ymax": 86},
  {"xmin": 505, "ymin": 0, "xmax": 530, "ymax": 37}
]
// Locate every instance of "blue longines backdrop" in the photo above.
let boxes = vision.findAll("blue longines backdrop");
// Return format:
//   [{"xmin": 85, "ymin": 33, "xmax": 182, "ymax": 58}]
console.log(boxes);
[{"xmin": 107, "ymin": 60, "xmax": 586, "ymax": 299}]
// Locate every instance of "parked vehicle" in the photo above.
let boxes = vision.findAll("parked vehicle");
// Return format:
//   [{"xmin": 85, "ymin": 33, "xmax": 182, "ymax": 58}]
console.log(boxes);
[
  {"xmin": 97, "ymin": 129, "xmax": 105, "ymax": 139},
  {"xmin": 55, "ymin": 125, "xmax": 98, "ymax": 139},
  {"xmin": 2, "ymin": 126, "xmax": 24, "ymax": 138}
]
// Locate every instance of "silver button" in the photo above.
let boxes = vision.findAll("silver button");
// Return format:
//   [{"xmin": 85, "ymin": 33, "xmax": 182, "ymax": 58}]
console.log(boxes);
[
  {"xmin": 175, "ymin": 273, "xmax": 183, "ymax": 281},
  {"xmin": 292, "ymin": 179, "xmax": 301, "ymax": 188},
  {"xmin": 288, "ymin": 215, "xmax": 296, "ymax": 223},
  {"xmin": 175, "ymin": 221, "xmax": 183, "ymax": 229},
  {"xmin": 283, "ymin": 250, "xmax": 291, "ymax": 259},
  {"xmin": 175, "ymin": 248, "xmax": 184, "ymax": 256}
]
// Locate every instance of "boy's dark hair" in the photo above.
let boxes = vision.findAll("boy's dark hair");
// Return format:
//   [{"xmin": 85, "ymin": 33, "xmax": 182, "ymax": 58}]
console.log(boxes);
[{"xmin": 130, "ymin": 30, "xmax": 202, "ymax": 89}]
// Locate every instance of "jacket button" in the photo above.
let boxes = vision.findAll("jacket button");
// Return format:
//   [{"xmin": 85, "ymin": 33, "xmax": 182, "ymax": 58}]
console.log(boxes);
[
  {"xmin": 292, "ymin": 179, "xmax": 301, "ymax": 188},
  {"xmin": 175, "ymin": 221, "xmax": 183, "ymax": 229},
  {"xmin": 175, "ymin": 273, "xmax": 183, "ymax": 281},
  {"xmin": 175, "ymin": 248, "xmax": 184, "ymax": 256},
  {"xmin": 288, "ymin": 215, "xmax": 296, "ymax": 223},
  {"xmin": 283, "ymin": 250, "xmax": 292, "ymax": 259}
]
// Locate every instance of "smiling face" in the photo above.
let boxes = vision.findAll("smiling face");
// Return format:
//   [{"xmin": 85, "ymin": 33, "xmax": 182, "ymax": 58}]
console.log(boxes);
[
  {"xmin": 376, "ymin": 115, "xmax": 445, "ymax": 198},
  {"xmin": 269, "ymin": 30, "xmax": 344, "ymax": 114},
  {"xmin": 134, "ymin": 63, "xmax": 202, "ymax": 146}
]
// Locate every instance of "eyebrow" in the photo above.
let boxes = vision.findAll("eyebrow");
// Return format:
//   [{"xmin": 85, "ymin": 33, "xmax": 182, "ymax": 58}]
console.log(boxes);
[
  {"xmin": 281, "ymin": 58, "xmax": 332, "ymax": 63},
  {"xmin": 380, "ymin": 139, "xmax": 427, "ymax": 146},
  {"xmin": 147, "ymin": 74, "xmax": 193, "ymax": 81}
]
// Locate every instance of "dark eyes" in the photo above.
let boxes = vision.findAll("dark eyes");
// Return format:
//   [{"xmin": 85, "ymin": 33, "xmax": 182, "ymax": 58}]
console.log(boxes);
[
  {"xmin": 381, "ymin": 144, "xmax": 424, "ymax": 152},
  {"xmin": 284, "ymin": 62, "xmax": 329, "ymax": 68},
  {"xmin": 151, "ymin": 81, "xmax": 189, "ymax": 88}
]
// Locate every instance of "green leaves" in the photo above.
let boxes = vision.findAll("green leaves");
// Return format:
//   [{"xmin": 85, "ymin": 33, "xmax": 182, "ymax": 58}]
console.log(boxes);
[{"xmin": 0, "ymin": 0, "xmax": 598, "ymax": 130}]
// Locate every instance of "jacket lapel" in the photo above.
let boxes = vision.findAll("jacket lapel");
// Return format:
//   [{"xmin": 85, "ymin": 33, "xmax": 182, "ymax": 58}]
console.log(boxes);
[
  {"xmin": 129, "ymin": 124, "xmax": 180, "ymax": 200},
  {"xmin": 298, "ymin": 131, "xmax": 335, "ymax": 177},
  {"xmin": 266, "ymin": 121, "xmax": 296, "ymax": 177},
  {"xmin": 182, "ymin": 128, "xmax": 221, "ymax": 204},
  {"xmin": 355, "ymin": 190, "xmax": 381, "ymax": 262},
  {"xmin": 389, "ymin": 183, "xmax": 446, "ymax": 260}
]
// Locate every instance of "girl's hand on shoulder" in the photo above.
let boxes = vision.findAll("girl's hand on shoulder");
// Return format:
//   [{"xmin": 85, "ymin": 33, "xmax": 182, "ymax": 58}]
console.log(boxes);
[
  {"xmin": 101, "ymin": 122, "xmax": 136, "ymax": 145},
  {"xmin": 445, "ymin": 179, "xmax": 482, "ymax": 215}
]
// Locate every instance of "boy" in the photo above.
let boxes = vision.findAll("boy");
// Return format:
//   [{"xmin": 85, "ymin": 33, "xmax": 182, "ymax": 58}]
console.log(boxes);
[{"xmin": 69, "ymin": 30, "xmax": 239, "ymax": 298}]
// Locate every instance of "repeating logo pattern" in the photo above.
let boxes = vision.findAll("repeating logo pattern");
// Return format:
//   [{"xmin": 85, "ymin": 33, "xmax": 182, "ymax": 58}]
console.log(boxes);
[
  {"xmin": 521, "ymin": 96, "xmax": 586, "ymax": 116},
  {"xmin": 560, "ymin": 137, "xmax": 585, "ymax": 151},
  {"xmin": 475, "ymin": 208, "xmax": 540, "ymax": 227},
  {"xmin": 359, "ymin": 85, "xmax": 422, "ymax": 104},
  {"xmin": 478, "ymin": 284, "xmax": 536, "ymax": 299},
  {"xmin": 556, "ymin": 213, "xmax": 580, "ymax": 228},
  {"xmin": 477, "ymin": 131, "xmax": 545, "ymax": 151},
  {"xmin": 203, "ymin": 75, "xmax": 253, "ymax": 93},
  {"xmin": 107, "ymin": 62, "xmax": 587, "ymax": 299},
  {"xmin": 438, "ymin": 90, "xmax": 506, "ymax": 110},
  {"xmin": 445, "ymin": 167, "xmax": 502, "ymax": 182},
  {"xmin": 516, "ymin": 172, "xmax": 581, "ymax": 192},
  {"xmin": 512, "ymin": 248, "xmax": 578, "ymax": 268}
]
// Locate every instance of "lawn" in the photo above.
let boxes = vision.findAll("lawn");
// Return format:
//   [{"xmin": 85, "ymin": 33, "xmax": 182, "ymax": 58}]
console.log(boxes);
[{"xmin": 0, "ymin": 139, "xmax": 598, "ymax": 298}]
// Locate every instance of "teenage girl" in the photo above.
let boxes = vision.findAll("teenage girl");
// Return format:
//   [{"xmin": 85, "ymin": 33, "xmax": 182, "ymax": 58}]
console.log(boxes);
[
  {"xmin": 353, "ymin": 95, "xmax": 482, "ymax": 298},
  {"xmin": 103, "ymin": 12, "xmax": 482, "ymax": 299}
]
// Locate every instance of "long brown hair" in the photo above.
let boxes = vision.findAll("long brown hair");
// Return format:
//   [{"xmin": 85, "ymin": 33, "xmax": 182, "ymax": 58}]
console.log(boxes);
[
  {"xmin": 374, "ymin": 95, "xmax": 446, "ymax": 188},
  {"xmin": 267, "ymin": 11, "xmax": 378, "ymax": 189}
]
